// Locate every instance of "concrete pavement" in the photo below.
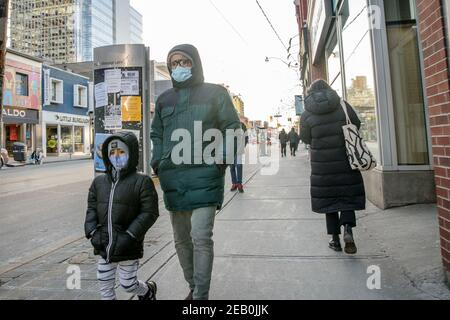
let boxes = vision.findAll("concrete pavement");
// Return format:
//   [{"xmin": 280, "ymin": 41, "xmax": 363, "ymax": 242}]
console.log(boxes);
[{"xmin": 0, "ymin": 147, "xmax": 449, "ymax": 299}]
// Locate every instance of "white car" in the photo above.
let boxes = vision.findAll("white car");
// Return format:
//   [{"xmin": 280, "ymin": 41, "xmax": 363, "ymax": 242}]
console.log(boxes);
[{"xmin": 1, "ymin": 148, "xmax": 9, "ymax": 169}]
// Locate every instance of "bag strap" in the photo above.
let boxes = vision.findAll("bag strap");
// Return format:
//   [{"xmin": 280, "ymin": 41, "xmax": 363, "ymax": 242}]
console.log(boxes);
[{"xmin": 340, "ymin": 99, "xmax": 352, "ymax": 125}]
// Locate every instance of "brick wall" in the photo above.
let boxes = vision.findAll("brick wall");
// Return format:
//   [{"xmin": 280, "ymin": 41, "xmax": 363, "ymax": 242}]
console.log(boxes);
[{"xmin": 417, "ymin": 0, "xmax": 450, "ymax": 278}]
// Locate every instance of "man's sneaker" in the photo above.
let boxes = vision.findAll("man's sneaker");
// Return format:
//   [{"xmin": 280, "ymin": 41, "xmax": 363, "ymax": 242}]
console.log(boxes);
[
  {"xmin": 138, "ymin": 281, "xmax": 157, "ymax": 300},
  {"xmin": 185, "ymin": 289, "xmax": 194, "ymax": 300},
  {"xmin": 230, "ymin": 184, "xmax": 238, "ymax": 192},
  {"xmin": 343, "ymin": 225, "xmax": 357, "ymax": 255},
  {"xmin": 238, "ymin": 184, "xmax": 244, "ymax": 193}
]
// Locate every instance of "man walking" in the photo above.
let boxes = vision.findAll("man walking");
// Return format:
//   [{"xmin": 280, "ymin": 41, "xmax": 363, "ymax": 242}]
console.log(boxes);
[
  {"xmin": 151, "ymin": 44, "xmax": 241, "ymax": 300},
  {"xmin": 279, "ymin": 128, "xmax": 288, "ymax": 157},
  {"xmin": 288, "ymin": 128, "xmax": 300, "ymax": 157}
]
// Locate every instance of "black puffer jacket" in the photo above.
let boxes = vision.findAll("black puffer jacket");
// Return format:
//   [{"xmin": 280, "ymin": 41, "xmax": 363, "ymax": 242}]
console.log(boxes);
[
  {"xmin": 85, "ymin": 132, "xmax": 159, "ymax": 263},
  {"xmin": 300, "ymin": 80, "xmax": 366, "ymax": 214}
]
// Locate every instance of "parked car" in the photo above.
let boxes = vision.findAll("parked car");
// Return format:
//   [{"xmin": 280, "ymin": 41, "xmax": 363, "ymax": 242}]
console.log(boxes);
[{"xmin": 1, "ymin": 147, "xmax": 9, "ymax": 169}]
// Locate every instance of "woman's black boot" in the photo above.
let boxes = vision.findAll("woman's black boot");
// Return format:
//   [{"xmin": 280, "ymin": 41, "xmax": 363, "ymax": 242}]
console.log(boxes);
[
  {"xmin": 343, "ymin": 225, "xmax": 357, "ymax": 254},
  {"xmin": 328, "ymin": 234, "xmax": 342, "ymax": 252}
]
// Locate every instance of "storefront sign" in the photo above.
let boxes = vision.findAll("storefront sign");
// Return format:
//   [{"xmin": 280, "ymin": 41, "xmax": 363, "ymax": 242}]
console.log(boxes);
[
  {"xmin": 2, "ymin": 106, "xmax": 39, "ymax": 124},
  {"xmin": 44, "ymin": 68, "xmax": 51, "ymax": 106},
  {"xmin": 310, "ymin": 0, "xmax": 333, "ymax": 64},
  {"xmin": 55, "ymin": 114, "xmax": 90, "ymax": 125},
  {"xmin": 295, "ymin": 95, "xmax": 304, "ymax": 115}
]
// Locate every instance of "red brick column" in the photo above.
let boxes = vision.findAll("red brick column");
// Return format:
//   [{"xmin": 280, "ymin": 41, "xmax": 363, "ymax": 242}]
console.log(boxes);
[{"xmin": 417, "ymin": 0, "xmax": 450, "ymax": 280}]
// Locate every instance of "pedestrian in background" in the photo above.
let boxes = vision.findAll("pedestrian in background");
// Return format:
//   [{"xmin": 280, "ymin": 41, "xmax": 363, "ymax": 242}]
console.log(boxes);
[
  {"xmin": 151, "ymin": 44, "xmax": 241, "ymax": 300},
  {"xmin": 288, "ymin": 128, "xmax": 299, "ymax": 157},
  {"xmin": 230, "ymin": 122, "xmax": 249, "ymax": 193},
  {"xmin": 85, "ymin": 132, "xmax": 159, "ymax": 300},
  {"xmin": 300, "ymin": 79, "xmax": 365, "ymax": 255},
  {"xmin": 279, "ymin": 128, "xmax": 288, "ymax": 157}
]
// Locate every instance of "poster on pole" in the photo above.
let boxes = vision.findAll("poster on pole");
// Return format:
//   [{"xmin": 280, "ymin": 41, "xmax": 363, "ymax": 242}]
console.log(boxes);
[
  {"xmin": 94, "ymin": 82, "xmax": 108, "ymax": 108},
  {"xmin": 121, "ymin": 96, "xmax": 142, "ymax": 122},
  {"xmin": 105, "ymin": 69, "xmax": 122, "ymax": 93},
  {"xmin": 121, "ymin": 71, "xmax": 140, "ymax": 96},
  {"xmin": 104, "ymin": 104, "xmax": 122, "ymax": 130},
  {"xmin": 94, "ymin": 133, "xmax": 112, "ymax": 172}
]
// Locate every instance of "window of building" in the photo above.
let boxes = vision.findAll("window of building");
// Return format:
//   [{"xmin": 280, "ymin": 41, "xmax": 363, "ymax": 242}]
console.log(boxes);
[
  {"xmin": 61, "ymin": 126, "xmax": 73, "ymax": 153},
  {"xmin": 74, "ymin": 126, "xmax": 85, "ymax": 153},
  {"xmin": 74, "ymin": 85, "xmax": 88, "ymax": 108},
  {"xmin": 15, "ymin": 73, "xmax": 28, "ymax": 96},
  {"xmin": 51, "ymin": 78, "xmax": 64, "ymax": 104},
  {"xmin": 326, "ymin": 31, "xmax": 343, "ymax": 97},
  {"xmin": 340, "ymin": 0, "xmax": 379, "ymax": 161},
  {"xmin": 385, "ymin": 0, "xmax": 429, "ymax": 165}
]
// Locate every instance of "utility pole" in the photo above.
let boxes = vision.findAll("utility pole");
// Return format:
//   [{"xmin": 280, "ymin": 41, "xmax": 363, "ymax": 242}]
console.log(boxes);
[{"xmin": 0, "ymin": 0, "xmax": 10, "ymax": 148}]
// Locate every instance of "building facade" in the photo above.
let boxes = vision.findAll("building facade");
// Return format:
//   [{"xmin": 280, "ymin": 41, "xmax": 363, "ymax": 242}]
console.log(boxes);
[
  {"xmin": 41, "ymin": 65, "xmax": 91, "ymax": 157},
  {"xmin": 416, "ymin": 0, "xmax": 450, "ymax": 283},
  {"xmin": 1, "ymin": 49, "xmax": 42, "ymax": 155},
  {"xmin": 9, "ymin": 0, "xmax": 143, "ymax": 63},
  {"xmin": 295, "ymin": 0, "xmax": 450, "ymax": 283},
  {"xmin": 232, "ymin": 94, "xmax": 245, "ymax": 118}
]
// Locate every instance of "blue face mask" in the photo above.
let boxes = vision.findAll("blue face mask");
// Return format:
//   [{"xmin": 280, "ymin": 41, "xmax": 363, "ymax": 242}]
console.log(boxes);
[
  {"xmin": 109, "ymin": 154, "xmax": 129, "ymax": 170},
  {"xmin": 172, "ymin": 66, "xmax": 193, "ymax": 83}
]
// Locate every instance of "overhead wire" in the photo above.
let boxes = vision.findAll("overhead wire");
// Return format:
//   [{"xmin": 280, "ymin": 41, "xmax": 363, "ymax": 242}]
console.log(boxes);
[
  {"xmin": 208, "ymin": 0, "xmax": 248, "ymax": 45},
  {"xmin": 255, "ymin": 0, "xmax": 288, "ymax": 51}
]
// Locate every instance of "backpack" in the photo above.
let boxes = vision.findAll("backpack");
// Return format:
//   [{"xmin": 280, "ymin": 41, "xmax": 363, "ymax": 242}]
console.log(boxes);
[{"xmin": 341, "ymin": 100, "xmax": 377, "ymax": 171}]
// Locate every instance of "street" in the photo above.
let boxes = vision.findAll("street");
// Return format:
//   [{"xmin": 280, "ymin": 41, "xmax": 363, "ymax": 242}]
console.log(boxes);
[
  {"xmin": 0, "ymin": 149, "xmax": 449, "ymax": 300},
  {"xmin": 0, "ymin": 161, "xmax": 93, "ymax": 274}
]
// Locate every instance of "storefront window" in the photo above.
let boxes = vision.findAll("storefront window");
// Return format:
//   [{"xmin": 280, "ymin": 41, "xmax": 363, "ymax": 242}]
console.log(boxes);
[
  {"xmin": 61, "ymin": 126, "xmax": 73, "ymax": 153},
  {"xmin": 340, "ymin": 0, "xmax": 379, "ymax": 161},
  {"xmin": 25, "ymin": 124, "xmax": 32, "ymax": 149},
  {"xmin": 385, "ymin": 0, "xmax": 429, "ymax": 165},
  {"xmin": 74, "ymin": 126, "xmax": 85, "ymax": 153},
  {"xmin": 47, "ymin": 126, "xmax": 58, "ymax": 154},
  {"xmin": 15, "ymin": 73, "xmax": 28, "ymax": 96},
  {"xmin": 5, "ymin": 125, "xmax": 21, "ymax": 154},
  {"xmin": 326, "ymin": 33, "xmax": 343, "ymax": 96}
]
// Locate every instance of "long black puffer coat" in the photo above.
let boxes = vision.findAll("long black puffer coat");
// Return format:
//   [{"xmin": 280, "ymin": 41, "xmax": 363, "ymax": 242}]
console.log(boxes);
[
  {"xmin": 85, "ymin": 132, "xmax": 159, "ymax": 263},
  {"xmin": 300, "ymin": 80, "xmax": 366, "ymax": 214}
]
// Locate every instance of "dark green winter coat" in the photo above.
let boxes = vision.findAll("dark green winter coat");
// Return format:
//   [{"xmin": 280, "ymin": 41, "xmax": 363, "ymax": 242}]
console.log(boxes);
[{"xmin": 151, "ymin": 44, "xmax": 241, "ymax": 212}]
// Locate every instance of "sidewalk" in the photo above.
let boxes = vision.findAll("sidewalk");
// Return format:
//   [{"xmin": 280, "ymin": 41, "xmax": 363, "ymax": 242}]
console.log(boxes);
[
  {"xmin": 0, "ymin": 147, "xmax": 449, "ymax": 300},
  {"xmin": 6, "ymin": 154, "xmax": 93, "ymax": 168}
]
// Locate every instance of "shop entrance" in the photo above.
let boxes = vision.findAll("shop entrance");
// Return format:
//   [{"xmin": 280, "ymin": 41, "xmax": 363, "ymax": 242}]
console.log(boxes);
[
  {"xmin": 5, "ymin": 124, "xmax": 23, "ymax": 155},
  {"xmin": 46, "ymin": 126, "xmax": 58, "ymax": 155}
]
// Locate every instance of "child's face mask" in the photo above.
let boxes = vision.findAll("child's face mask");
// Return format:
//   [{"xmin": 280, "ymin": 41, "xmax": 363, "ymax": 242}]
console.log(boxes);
[{"xmin": 109, "ymin": 149, "xmax": 129, "ymax": 170}]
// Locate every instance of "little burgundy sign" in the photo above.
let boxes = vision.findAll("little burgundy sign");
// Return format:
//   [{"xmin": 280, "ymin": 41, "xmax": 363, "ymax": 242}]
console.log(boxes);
[{"xmin": 55, "ymin": 114, "xmax": 89, "ymax": 124}]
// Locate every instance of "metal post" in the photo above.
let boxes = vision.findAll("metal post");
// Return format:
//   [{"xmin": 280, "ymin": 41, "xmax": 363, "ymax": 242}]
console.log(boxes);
[{"xmin": 0, "ymin": 0, "xmax": 10, "ymax": 148}]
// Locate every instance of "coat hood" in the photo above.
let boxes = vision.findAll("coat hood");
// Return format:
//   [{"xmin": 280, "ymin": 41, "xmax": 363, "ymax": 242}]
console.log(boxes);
[
  {"xmin": 102, "ymin": 131, "xmax": 139, "ymax": 179},
  {"xmin": 167, "ymin": 44, "xmax": 205, "ymax": 89},
  {"xmin": 305, "ymin": 80, "xmax": 341, "ymax": 115}
]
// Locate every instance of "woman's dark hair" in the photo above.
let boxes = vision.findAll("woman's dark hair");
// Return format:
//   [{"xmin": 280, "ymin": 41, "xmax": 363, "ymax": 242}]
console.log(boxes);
[{"xmin": 307, "ymin": 79, "xmax": 332, "ymax": 95}]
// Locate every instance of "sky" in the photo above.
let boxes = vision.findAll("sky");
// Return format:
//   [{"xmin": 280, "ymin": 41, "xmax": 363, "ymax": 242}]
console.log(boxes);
[{"xmin": 130, "ymin": 0, "xmax": 301, "ymax": 122}]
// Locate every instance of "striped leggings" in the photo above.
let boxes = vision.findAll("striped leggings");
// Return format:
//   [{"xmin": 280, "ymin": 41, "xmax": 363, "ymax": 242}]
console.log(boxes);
[{"xmin": 97, "ymin": 258, "xmax": 149, "ymax": 300}]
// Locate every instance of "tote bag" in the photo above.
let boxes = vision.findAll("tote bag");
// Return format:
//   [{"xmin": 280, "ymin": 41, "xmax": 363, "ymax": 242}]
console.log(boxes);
[{"xmin": 341, "ymin": 100, "xmax": 377, "ymax": 171}]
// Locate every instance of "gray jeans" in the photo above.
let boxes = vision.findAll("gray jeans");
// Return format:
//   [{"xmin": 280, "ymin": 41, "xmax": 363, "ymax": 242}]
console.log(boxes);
[{"xmin": 170, "ymin": 206, "xmax": 216, "ymax": 300}]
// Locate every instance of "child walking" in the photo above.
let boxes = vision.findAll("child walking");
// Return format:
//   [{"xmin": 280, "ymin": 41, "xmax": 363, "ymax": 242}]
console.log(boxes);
[{"xmin": 85, "ymin": 132, "xmax": 159, "ymax": 300}]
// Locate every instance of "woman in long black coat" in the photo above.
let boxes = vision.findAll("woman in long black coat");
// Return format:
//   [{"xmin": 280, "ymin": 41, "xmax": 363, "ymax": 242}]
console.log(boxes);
[{"xmin": 300, "ymin": 79, "xmax": 366, "ymax": 254}]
